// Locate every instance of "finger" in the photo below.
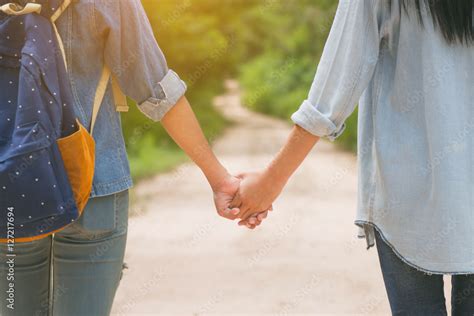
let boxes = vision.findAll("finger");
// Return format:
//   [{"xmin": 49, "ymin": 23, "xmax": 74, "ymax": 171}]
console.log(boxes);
[
  {"xmin": 229, "ymin": 207, "xmax": 240, "ymax": 216},
  {"xmin": 230, "ymin": 193, "xmax": 242, "ymax": 210},
  {"xmin": 238, "ymin": 214, "xmax": 257, "ymax": 226},
  {"xmin": 255, "ymin": 212, "xmax": 268, "ymax": 226},
  {"xmin": 257, "ymin": 211, "xmax": 268, "ymax": 222},
  {"xmin": 243, "ymin": 221, "xmax": 255, "ymax": 229},
  {"xmin": 236, "ymin": 204, "xmax": 252, "ymax": 219},
  {"xmin": 248, "ymin": 216, "xmax": 258, "ymax": 225},
  {"xmin": 244, "ymin": 205, "xmax": 271, "ymax": 221},
  {"xmin": 219, "ymin": 207, "xmax": 240, "ymax": 220},
  {"xmin": 255, "ymin": 213, "xmax": 264, "ymax": 225},
  {"xmin": 240, "ymin": 208, "xmax": 260, "ymax": 222},
  {"xmin": 235, "ymin": 172, "xmax": 249, "ymax": 179},
  {"xmin": 239, "ymin": 217, "xmax": 256, "ymax": 227},
  {"xmin": 238, "ymin": 208, "xmax": 261, "ymax": 226}
]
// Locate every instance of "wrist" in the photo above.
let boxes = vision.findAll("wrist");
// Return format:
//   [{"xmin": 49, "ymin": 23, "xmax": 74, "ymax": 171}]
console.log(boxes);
[
  {"xmin": 204, "ymin": 164, "xmax": 231, "ymax": 191},
  {"xmin": 262, "ymin": 165, "xmax": 288, "ymax": 190}
]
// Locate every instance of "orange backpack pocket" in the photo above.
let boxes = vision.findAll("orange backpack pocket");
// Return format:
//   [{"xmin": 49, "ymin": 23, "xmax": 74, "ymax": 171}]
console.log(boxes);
[{"xmin": 57, "ymin": 119, "xmax": 96, "ymax": 214}]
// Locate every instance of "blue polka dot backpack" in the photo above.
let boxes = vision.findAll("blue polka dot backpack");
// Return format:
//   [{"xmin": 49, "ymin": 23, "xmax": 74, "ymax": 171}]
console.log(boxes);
[{"xmin": 0, "ymin": 0, "xmax": 128, "ymax": 242}]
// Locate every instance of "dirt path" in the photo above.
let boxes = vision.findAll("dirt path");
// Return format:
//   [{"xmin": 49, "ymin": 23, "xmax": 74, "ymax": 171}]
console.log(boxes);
[{"xmin": 111, "ymin": 80, "xmax": 392, "ymax": 315}]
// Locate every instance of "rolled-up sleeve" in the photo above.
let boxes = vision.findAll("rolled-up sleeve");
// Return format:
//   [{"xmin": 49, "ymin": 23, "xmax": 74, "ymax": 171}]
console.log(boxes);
[
  {"xmin": 94, "ymin": 0, "xmax": 187, "ymax": 121},
  {"xmin": 291, "ymin": 0, "xmax": 384, "ymax": 141}
]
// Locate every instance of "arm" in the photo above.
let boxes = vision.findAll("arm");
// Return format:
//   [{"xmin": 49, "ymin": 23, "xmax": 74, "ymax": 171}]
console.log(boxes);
[
  {"xmin": 232, "ymin": 125, "xmax": 319, "ymax": 222},
  {"xmin": 233, "ymin": 0, "xmax": 384, "ymax": 224},
  {"xmin": 161, "ymin": 95, "xmax": 231, "ymax": 192},
  {"xmin": 160, "ymin": 96, "xmax": 241, "ymax": 219},
  {"xmin": 95, "ymin": 0, "xmax": 245, "ymax": 220},
  {"xmin": 265, "ymin": 125, "xmax": 320, "ymax": 187}
]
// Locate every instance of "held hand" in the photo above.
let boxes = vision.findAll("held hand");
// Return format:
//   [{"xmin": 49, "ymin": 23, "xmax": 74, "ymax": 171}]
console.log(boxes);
[
  {"xmin": 239, "ymin": 208, "xmax": 271, "ymax": 229},
  {"xmin": 212, "ymin": 172, "xmax": 270, "ymax": 229},
  {"xmin": 212, "ymin": 174, "xmax": 242, "ymax": 220},
  {"xmin": 231, "ymin": 171, "xmax": 285, "ymax": 224}
]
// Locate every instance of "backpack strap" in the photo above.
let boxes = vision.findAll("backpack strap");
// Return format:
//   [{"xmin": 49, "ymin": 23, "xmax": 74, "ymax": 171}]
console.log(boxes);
[
  {"xmin": 50, "ymin": 0, "xmax": 129, "ymax": 134},
  {"xmin": 51, "ymin": 0, "xmax": 70, "ymax": 71},
  {"xmin": 0, "ymin": 2, "xmax": 41, "ymax": 15},
  {"xmin": 89, "ymin": 67, "xmax": 129, "ymax": 134},
  {"xmin": 1, "ymin": 1, "xmax": 129, "ymax": 134}
]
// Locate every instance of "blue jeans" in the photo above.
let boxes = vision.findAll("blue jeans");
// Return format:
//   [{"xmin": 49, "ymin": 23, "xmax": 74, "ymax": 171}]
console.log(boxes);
[
  {"xmin": 0, "ymin": 190, "xmax": 129, "ymax": 316},
  {"xmin": 375, "ymin": 229, "xmax": 474, "ymax": 316}
]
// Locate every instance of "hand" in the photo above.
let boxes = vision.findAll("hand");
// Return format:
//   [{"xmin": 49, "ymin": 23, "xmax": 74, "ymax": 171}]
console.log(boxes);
[
  {"xmin": 212, "ymin": 173, "xmax": 269, "ymax": 229},
  {"xmin": 212, "ymin": 174, "xmax": 242, "ymax": 220},
  {"xmin": 231, "ymin": 171, "xmax": 285, "ymax": 225},
  {"xmin": 239, "ymin": 208, "xmax": 271, "ymax": 230}
]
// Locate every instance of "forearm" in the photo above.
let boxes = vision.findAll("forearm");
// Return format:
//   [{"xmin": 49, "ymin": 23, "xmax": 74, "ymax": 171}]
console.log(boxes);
[
  {"xmin": 263, "ymin": 125, "xmax": 320, "ymax": 186},
  {"xmin": 161, "ymin": 96, "xmax": 228, "ymax": 190},
  {"xmin": 234, "ymin": 125, "xmax": 319, "ymax": 219}
]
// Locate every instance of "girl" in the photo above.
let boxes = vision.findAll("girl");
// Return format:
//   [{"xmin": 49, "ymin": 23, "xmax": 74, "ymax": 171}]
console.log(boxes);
[
  {"xmin": 232, "ymin": 0, "xmax": 474, "ymax": 314},
  {"xmin": 0, "ymin": 0, "xmax": 261, "ymax": 315}
]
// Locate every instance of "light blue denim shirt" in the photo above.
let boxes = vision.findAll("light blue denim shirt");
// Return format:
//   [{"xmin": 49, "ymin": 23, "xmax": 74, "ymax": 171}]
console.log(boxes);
[
  {"xmin": 292, "ymin": 0, "xmax": 474, "ymax": 274},
  {"xmin": 54, "ymin": 0, "xmax": 187, "ymax": 197}
]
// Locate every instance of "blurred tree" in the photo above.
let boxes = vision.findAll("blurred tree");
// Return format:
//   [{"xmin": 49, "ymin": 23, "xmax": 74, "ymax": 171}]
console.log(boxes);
[
  {"xmin": 238, "ymin": 0, "xmax": 358, "ymax": 151},
  {"xmin": 123, "ymin": 0, "xmax": 255, "ymax": 178},
  {"xmin": 123, "ymin": 0, "xmax": 355, "ymax": 179}
]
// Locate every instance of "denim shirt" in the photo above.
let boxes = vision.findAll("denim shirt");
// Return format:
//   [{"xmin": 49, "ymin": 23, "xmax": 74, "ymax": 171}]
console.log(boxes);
[
  {"xmin": 292, "ymin": 0, "xmax": 474, "ymax": 274},
  {"xmin": 54, "ymin": 0, "xmax": 187, "ymax": 197}
]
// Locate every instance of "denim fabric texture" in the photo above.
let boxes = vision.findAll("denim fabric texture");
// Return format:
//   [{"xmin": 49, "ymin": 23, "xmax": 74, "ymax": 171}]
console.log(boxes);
[
  {"xmin": 0, "ymin": 189, "xmax": 129, "ymax": 316},
  {"xmin": 291, "ymin": 0, "xmax": 474, "ymax": 273},
  {"xmin": 54, "ymin": 0, "xmax": 187, "ymax": 197},
  {"xmin": 375, "ymin": 229, "xmax": 474, "ymax": 315}
]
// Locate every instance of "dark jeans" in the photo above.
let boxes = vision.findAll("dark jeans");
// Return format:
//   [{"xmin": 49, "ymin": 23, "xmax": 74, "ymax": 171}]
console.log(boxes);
[{"xmin": 374, "ymin": 229, "xmax": 474, "ymax": 316}]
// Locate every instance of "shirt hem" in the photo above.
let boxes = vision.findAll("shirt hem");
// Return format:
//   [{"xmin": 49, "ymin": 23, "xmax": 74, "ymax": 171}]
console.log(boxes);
[
  {"xmin": 90, "ymin": 177, "xmax": 134, "ymax": 198},
  {"xmin": 354, "ymin": 220, "xmax": 474, "ymax": 276}
]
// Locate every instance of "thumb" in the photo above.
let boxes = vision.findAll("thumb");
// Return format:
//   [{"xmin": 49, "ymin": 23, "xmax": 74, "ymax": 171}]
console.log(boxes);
[
  {"xmin": 235, "ymin": 172, "xmax": 249, "ymax": 179},
  {"xmin": 230, "ymin": 192, "xmax": 242, "ymax": 209},
  {"xmin": 219, "ymin": 207, "xmax": 240, "ymax": 219}
]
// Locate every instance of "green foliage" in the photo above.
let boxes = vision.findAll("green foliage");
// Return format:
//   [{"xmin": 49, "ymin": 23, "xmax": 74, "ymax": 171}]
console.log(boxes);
[
  {"xmin": 123, "ymin": 0, "xmax": 357, "ymax": 180},
  {"xmin": 123, "ymin": 1, "xmax": 243, "ymax": 180},
  {"xmin": 239, "ymin": 1, "xmax": 338, "ymax": 117},
  {"xmin": 240, "ymin": 54, "xmax": 316, "ymax": 119},
  {"xmin": 122, "ymin": 81, "xmax": 228, "ymax": 181},
  {"xmin": 238, "ymin": 0, "xmax": 358, "ymax": 151},
  {"xmin": 128, "ymin": 134, "xmax": 187, "ymax": 180}
]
